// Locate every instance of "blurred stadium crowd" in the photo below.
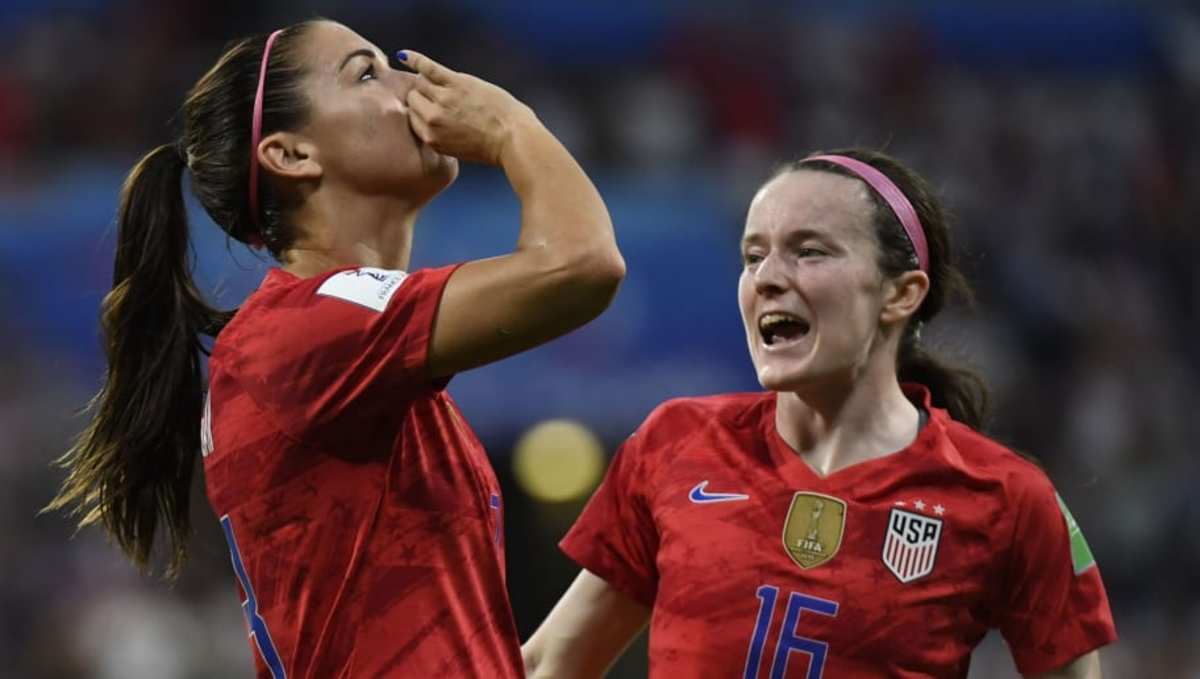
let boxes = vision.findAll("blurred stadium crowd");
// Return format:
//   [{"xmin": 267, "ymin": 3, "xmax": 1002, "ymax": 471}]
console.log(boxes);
[{"xmin": 2, "ymin": 1, "xmax": 1198, "ymax": 677}]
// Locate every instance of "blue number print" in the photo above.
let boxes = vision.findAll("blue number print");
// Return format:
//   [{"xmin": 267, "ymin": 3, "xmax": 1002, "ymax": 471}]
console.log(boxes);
[
  {"xmin": 744, "ymin": 585, "xmax": 779, "ymax": 679},
  {"xmin": 743, "ymin": 585, "xmax": 839, "ymax": 679},
  {"xmin": 489, "ymin": 493, "xmax": 502, "ymax": 544},
  {"xmin": 221, "ymin": 515, "xmax": 288, "ymax": 679},
  {"xmin": 770, "ymin": 592, "xmax": 838, "ymax": 679}
]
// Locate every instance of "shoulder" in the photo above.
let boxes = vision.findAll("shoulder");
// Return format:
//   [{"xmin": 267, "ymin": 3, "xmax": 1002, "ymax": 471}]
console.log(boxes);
[
  {"xmin": 605, "ymin": 393, "xmax": 768, "ymax": 497},
  {"xmin": 213, "ymin": 268, "xmax": 338, "ymax": 336},
  {"xmin": 305, "ymin": 266, "xmax": 412, "ymax": 312},
  {"xmin": 937, "ymin": 414, "xmax": 1056, "ymax": 503},
  {"xmin": 621, "ymin": 392, "xmax": 770, "ymax": 461},
  {"xmin": 214, "ymin": 266, "xmax": 421, "ymax": 350},
  {"xmin": 639, "ymin": 392, "xmax": 770, "ymax": 436},
  {"xmin": 251, "ymin": 265, "xmax": 413, "ymax": 315}
]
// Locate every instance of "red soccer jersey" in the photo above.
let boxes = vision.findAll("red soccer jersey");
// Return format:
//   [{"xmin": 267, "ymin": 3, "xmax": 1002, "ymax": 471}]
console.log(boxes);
[
  {"xmin": 562, "ymin": 385, "xmax": 1117, "ymax": 678},
  {"xmin": 201, "ymin": 264, "xmax": 523, "ymax": 678}
]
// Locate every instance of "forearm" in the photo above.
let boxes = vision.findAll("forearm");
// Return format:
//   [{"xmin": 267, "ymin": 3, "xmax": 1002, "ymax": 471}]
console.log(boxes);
[
  {"xmin": 522, "ymin": 624, "xmax": 610, "ymax": 679},
  {"xmin": 522, "ymin": 570, "xmax": 650, "ymax": 679},
  {"xmin": 500, "ymin": 117, "xmax": 622, "ymax": 276},
  {"xmin": 1026, "ymin": 650, "xmax": 1101, "ymax": 679}
]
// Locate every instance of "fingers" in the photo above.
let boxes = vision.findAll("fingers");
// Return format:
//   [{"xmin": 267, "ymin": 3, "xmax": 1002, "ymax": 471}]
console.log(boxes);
[
  {"xmin": 411, "ymin": 74, "xmax": 447, "ymax": 105},
  {"xmin": 397, "ymin": 50, "xmax": 454, "ymax": 86},
  {"xmin": 407, "ymin": 112, "xmax": 433, "ymax": 147},
  {"xmin": 405, "ymin": 89, "xmax": 439, "ymax": 144}
]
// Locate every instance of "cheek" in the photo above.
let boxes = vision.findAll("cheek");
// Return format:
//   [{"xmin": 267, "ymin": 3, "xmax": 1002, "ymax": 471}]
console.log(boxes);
[
  {"xmin": 359, "ymin": 102, "xmax": 406, "ymax": 149},
  {"xmin": 329, "ymin": 95, "xmax": 407, "ymax": 146},
  {"xmin": 736, "ymin": 273, "xmax": 755, "ymax": 324},
  {"xmin": 829, "ymin": 279, "xmax": 882, "ymax": 338},
  {"xmin": 808, "ymin": 268, "xmax": 876, "ymax": 329}
]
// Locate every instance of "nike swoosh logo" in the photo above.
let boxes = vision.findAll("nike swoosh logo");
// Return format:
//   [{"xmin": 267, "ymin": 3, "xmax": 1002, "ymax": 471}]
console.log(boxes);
[{"xmin": 689, "ymin": 481, "xmax": 750, "ymax": 504}]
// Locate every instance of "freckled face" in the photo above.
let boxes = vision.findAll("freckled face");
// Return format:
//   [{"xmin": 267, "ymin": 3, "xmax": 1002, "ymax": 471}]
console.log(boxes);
[
  {"xmin": 296, "ymin": 21, "xmax": 457, "ymax": 199},
  {"xmin": 738, "ymin": 170, "xmax": 889, "ymax": 391}
]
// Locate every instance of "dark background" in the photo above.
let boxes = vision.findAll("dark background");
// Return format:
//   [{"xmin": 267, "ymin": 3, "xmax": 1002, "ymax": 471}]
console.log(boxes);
[{"xmin": 1, "ymin": 1, "xmax": 1197, "ymax": 676}]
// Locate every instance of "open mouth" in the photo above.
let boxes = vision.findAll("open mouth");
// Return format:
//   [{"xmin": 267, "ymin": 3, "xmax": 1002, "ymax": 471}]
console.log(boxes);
[{"xmin": 759, "ymin": 312, "xmax": 810, "ymax": 347}]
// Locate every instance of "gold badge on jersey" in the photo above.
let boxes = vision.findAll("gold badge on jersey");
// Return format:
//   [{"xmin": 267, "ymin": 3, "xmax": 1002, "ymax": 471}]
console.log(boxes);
[{"xmin": 781, "ymin": 492, "xmax": 846, "ymax": 569}]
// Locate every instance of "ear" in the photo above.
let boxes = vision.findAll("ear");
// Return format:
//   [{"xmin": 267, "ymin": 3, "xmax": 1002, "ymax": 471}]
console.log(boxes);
[
  {"xmin": 879, "ymin": 270, "xmax": 930, "ymax": 326},
  {"xmin": 256, "ymin": 131, "xmax": 322, "ymax": 181}
]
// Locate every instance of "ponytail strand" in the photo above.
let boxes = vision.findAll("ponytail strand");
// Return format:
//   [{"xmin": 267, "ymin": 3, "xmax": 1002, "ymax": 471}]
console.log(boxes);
[
  {"xmin": 898, "ymin": 332, "xmax": 988, "ymax": 430},
  {"xmin": 47, "ymin": 143, "xmax": 232, "ymax": 578}
]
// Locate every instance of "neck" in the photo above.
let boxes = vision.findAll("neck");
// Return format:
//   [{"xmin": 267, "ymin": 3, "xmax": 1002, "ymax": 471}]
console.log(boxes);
[
  {"xmin": 774, "ymin": 363, "xmax": 920, "ymax": 478},
  {"xmin": 281, "ymin": 184, "xmax": 422, "ymax": 278}
]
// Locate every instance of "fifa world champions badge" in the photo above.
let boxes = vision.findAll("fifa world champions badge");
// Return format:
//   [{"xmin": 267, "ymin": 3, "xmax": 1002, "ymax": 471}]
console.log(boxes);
[
  {"xmin": 782, "ymin": 492, "xmax": 847, "ymax": 569},
  {"xmin": 882, "ymin": 508, "xmax": 943, "ymax": 583}
]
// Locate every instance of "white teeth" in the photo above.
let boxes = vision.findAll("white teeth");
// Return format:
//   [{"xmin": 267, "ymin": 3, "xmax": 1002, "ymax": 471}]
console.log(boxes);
[
  {"xmin": 758, "ymin": 312, "xmax": 810, "ymax": 347},
  {"xmin": 759, "ymin": 312, "xmax": 802, "ymax": 329}
]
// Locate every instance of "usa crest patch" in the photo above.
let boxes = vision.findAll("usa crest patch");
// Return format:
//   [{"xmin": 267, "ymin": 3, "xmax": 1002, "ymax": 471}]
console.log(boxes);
[{"xmin": 882, "ymin": 508, "xmax": 942, "ymax": 583}]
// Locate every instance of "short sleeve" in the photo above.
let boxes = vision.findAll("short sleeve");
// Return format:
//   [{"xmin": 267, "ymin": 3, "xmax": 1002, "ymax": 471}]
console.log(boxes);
[
  {"xmin": 229, "ymin": 264, "xmax": 461, "ymax": 452},
  {"xmin": 995, "ymin": 473, "xmax": 1118, "ymax": 675},
  {"xmin": 560, "ymin": 423, "xmax": 661, "ymax": 607}
]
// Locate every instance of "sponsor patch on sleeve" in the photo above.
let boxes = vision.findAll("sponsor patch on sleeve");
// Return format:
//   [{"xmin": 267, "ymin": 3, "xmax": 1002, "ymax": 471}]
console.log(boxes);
[
  {"xmin": 316, "ymin": 267, "xmax": 408, "ymax": 312},
  {"xmin": 1055, "ymin": 492, "xmax": 1096, "ymax": 575}
]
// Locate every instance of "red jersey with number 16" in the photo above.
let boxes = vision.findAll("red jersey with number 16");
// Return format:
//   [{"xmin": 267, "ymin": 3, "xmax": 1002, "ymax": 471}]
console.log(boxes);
[
  {"xmin": 202, "ymin": 264, "xmax": 522, "ymax": 678},
  {"xmin": 562, "ymin": 386, "xmax": 1116, "ymax": 678}
]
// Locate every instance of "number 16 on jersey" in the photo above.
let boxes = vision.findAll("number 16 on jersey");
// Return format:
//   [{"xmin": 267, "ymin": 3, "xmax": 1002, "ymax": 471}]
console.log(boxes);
[{"xmin": 744, "ymin": 585, "xmax": 839, "ymax": 679}]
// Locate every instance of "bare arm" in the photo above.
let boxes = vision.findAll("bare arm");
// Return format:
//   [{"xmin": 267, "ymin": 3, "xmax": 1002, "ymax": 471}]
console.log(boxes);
[
  {"xmin": 523, "ymin": 569, "xmax": 651, "ymax": 679},
  {"xmin": 402, "ymin": 52, "xmax": 625, "ymax": 378},
  {"xmin": 1026, "ymin": 650, "xmax": 1101, "ymax": 679}
]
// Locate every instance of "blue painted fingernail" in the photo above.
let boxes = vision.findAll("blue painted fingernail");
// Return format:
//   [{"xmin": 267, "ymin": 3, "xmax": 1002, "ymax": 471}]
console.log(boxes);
[{"xmin": 395, "ymin": 50, "xmax": 408, "ymax": 61}]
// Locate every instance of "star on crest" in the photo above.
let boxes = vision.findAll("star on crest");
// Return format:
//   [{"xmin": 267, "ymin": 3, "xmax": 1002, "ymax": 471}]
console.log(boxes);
[
  {"xmin": 933, "ymin": 504, "xmax": 945, "ymax": 516},
  {"xmin": 914, "ymin": 499, "xmax": 926, "ymax": 511},
  {"xmin": 893, "ymin": 500, "xmax": 906, "ymax": 506}
]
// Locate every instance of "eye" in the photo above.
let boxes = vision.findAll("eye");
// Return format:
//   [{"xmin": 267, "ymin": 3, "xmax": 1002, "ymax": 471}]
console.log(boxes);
[
  {"xmin": 795, "ymin": 247, "xmax": 826, "ymax": 258},
  {"xmin": 359, "ymin": 63, "xmax": 377, "ymax": 82},
  {"xmin": 742, "ymin": 251, "xmax": 764, "ymax": 266}
]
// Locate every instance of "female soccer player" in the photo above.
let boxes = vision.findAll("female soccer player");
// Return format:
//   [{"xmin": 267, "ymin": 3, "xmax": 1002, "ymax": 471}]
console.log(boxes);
[
  {"xmin": 523, "ymin": 150, "xmax": 1115, "ymax": 678},
  {"xmin": 48, "ymin": 19, "xmax": 623, "ymax": 678}
]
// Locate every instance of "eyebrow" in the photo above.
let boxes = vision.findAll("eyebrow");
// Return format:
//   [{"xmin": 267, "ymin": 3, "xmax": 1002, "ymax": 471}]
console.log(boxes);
[
  {"xmin": 338, "ymin": 48, "xmax": 378, "ymax": 73},
  {"xmin": 741, "ymin": 228, "xmax": 829, "ymax": 248}
]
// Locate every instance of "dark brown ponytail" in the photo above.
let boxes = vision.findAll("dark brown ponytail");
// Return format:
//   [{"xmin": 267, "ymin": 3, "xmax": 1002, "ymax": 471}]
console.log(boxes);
[
  {"xmin": 47, "ymin": 143, "xmax": 233, "ymax": 577},
  {"xmin": 47, "ymin": 22, "xmax": 316, "ymax": 577},
  {"xmin": 896, "ymin": 337, "xmax": 988, "ymax": 430},
  {"xmin": 791, "ymin": 148, "xmax": 989, "ymax": 429}
]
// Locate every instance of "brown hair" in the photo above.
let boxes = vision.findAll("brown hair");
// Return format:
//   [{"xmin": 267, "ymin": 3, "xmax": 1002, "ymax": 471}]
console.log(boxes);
[
  {"xmin": 787, "ymin": 148, "xmax": 989, "ymax": 428},
  {"xmin": 46, "ymin": 22, "xmax": 317, "ymax": 577}
]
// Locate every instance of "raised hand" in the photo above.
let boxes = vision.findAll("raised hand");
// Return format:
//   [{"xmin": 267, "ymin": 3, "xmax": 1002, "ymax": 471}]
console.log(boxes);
[{"xmin": 399, "ymin": 50, "xmax": 537, "ymax": 166}]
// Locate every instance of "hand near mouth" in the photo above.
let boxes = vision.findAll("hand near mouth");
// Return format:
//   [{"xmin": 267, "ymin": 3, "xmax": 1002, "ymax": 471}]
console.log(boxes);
[{"xmin": 399, "ymin": 50, "xmax": 538, "ymax": 166}]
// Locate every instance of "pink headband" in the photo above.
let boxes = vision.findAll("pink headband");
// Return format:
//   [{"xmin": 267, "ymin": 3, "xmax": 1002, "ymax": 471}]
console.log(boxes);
[
  {"xmin": 802, "ymin": 154, "xmax": 929, "ymax": 272},
  {"xmin": 247, "ymin": 28, "xmax": 284, "ymax": 244}
]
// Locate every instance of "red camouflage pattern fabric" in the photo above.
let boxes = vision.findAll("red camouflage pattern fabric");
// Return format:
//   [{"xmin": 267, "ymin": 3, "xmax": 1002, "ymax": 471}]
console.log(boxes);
[
  {"xmin": 204, "ymin": 264, "xmax": 522, "ymax": 679},
  {"xmin": 562, "ymin": 385, "xmax": 1116, "ymax": 678}
]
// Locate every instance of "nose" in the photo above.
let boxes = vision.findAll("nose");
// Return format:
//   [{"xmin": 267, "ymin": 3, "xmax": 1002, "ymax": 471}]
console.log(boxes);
[
  {"xmin": 752, "ymin": 250, "xmax": 787, "ymax": 296},
  {"xmin": 387, "ymin": 70, "xmax": 419, "ymax": 113},
  {"xmin": 389, "ymin": 68, "xmax": 418, "ymax": 95}
]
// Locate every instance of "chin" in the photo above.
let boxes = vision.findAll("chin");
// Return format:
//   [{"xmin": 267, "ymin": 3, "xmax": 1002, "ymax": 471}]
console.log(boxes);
[
  {"xmin": 755, "ymin": 358, "xmax": 848, "ymax": 394},
  {"xmin": 758, "ymin": 372, "xmax": 811, "ymax": 393},
  {"xmin": 406, "ymin": 155, "xmax": 458, "ymax": 203},
  {"xmin": 435, "ymin": 155, "xmax": 459, "ymax": 184},
  {"xmin": 416, "ymin": 141, "xmax": 455, "ymax": 175},
  {"xmin": 755, "ymin": 361, "xmax": 812, "ymax": 392}
]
